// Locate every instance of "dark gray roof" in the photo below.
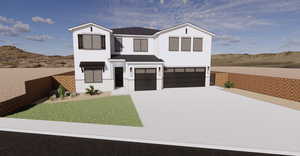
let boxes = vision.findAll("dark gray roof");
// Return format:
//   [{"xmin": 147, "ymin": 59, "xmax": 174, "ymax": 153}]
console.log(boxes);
[
  {"xmin": 112, "ymin": 27, "xmax": 160, "ymax": 35},
  {"xmin": 111, "ymin": 55, "xmax": 164, "ymax": 62}
]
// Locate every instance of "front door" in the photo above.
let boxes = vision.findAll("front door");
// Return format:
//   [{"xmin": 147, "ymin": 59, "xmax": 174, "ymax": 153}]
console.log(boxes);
[{"xmin": 115, "ymin": 67, "xmax": 123, "ymax": 88}]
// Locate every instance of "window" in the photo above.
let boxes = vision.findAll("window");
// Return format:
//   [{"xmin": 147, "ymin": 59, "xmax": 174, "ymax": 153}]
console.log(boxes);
[
  {"xmin": 78, "ymin": 34, "xmax": 105, "ymax": 50},
  {"xmin": 115, "ymin": 37, "xmax": 123, "ymax": 52},
  {"xmin": 195, "ymin": 68, "xmax": 205, "ymax": 72},
  {"xmin": 169, "ymin": 37, "xmax": 179, "ymax": 51},
  {"xmin": 164, "ymin": 68, "xmax": 174, "ymax": 73},
  {"xmin": 174, "ymin": 68, "xmax": 185, "ymax": 72},
  {"xmin": 193, "ymin": 38, "xmax": 203, "ymax": 52},
  {"xmin": 185, "ymin": 68, "xmax": 195, "ymax": 72},
  {"xmin": 134, "ymin": 39, "xmax": 148, "ymax": 52},
  {"xmin": 181, "ymin": 37, "xmax": 191, "ymax": 51},
  {"xmin": 84, "ymin": 69, "xmax": 102, "ymax": 83}
]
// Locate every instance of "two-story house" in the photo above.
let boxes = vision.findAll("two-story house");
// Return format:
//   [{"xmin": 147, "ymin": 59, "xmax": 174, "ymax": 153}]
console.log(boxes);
[{"xmin": 68, "ymin": 23, "xmax": 215, "ymax": 92}]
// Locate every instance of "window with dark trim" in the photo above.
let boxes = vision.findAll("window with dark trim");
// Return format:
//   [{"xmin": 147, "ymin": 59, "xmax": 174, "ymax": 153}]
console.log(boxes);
[
  {"xmin": 114, "ymin": 37, "xmax": 123, "ymax": 52},
  {"xmin": 84, "ymin": 69, "xmax": 103, "ymax": 83},
  {"xmin": 181, "ymin": 37, "xmax": 191, "ymax": 51},
  {"xmin": 134, "ymin": 39, "xmax": 148, "ymax": 52},
  {"xmin": 193, "ymin": 38, "xmax": 203, "ymax": 52},
  {"xmin": 78, "ymin": 34, "xmax": 106, "ymax": 50},
  {"xmin": 169, "ymin": 37, "xmax": 179, "ymax": 51}
]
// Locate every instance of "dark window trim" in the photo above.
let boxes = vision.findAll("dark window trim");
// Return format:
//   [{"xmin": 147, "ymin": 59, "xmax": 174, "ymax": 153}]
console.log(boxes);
[
  {"xmin": 133, "ymin": 38, "xmax": 148, "ymax": 52},
  {"xmin": 78, "ymin": 34, "xmax": 106, "ymax": 50},
  {"xmin": 193, "ymin": 37, "xmax": 203, "ymax": 52},
  {"xmin": 84, "ymin": 68, "xmax": 103, "ymax": 83},
  {"xmin": 115, "ymin": 37, "xmax": 122, "ymax": 52},
  {"xmin": 169, "ymin": 37, "xmax": 179, "ymax": 52},
  {"xmin": 181, "ymin": 37, "xmax": 192, "ymax": 52}
]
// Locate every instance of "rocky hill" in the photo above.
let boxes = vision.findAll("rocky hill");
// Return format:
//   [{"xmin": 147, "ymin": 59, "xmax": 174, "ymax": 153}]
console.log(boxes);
[
  {"xmin": 0, "ymin": 45, "xmax": 299, "ymax": 68},
  {"xmin": 0, "ymin": 46, "xmax": 73, "ymax": 68},
  {"xmin": 212, "ymin": 51, "xmax": 300, "ymax": 68}
]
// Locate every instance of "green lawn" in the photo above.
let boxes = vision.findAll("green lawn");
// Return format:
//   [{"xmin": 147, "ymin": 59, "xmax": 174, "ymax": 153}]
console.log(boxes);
[{"xmin": 8, "ymin": 96, "xmax": 143, "ymax": 127}]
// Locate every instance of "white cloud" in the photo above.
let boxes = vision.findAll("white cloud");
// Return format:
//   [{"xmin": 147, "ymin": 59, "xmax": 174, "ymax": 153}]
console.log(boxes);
[
  {"xmin": 215, "ymin": 35, "xmax": 241, "ymax": 46},
  {"xmin": 0, "ymin": 24, "xmax": 18, "ymax": 36},
  {"xmin": 32, "ymin": 16, "xmax": 55, "ymax": 24},
  {"xmin": 13, "ymin": 22, "xmax": 30, "ymax": 32},
  {"xmin": 25, "ymin": 35, "xmax": 53, "ymax": 42},
  {"xmin": 0, "ymin": 16, "xmax": 30, "ymax": 36},
  {"xmin": 91, "ymin": 0, "xmax": 300, "ymax": 32},
  {"xmin": 0, "ymin": 16, "xmax": 17, "ymax": 24}
]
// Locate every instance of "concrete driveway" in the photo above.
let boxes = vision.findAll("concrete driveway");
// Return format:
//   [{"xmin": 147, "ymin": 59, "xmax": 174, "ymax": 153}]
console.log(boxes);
[
  {"xmin": 1, "ymin": 87, "xmax": 300, "ymax": 155},
  {"xmin": 130, "ymin": 87, "xmax": 300, "ymax": 155}
]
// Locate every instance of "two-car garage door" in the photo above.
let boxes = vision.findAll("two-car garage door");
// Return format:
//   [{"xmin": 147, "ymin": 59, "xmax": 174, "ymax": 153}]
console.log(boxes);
[
  {"xmin": 134, "ymin": 67, "xmax": 206, "ymax": 91},
  {"xmin": 163, "ymin": 67, "xmax": 206, "ymax": 88}
]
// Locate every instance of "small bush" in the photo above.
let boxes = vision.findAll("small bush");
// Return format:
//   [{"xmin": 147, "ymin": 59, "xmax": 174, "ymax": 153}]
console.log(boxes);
[
  {"xmin": 65, "ymin": 91, "xmax": 71, "ymax": 97},
  {"xmin": 224, "ymin": 81, "xmax": 234, "ymax": 88},
  {"xmin": 57, "ymin": 85, "xmax": 66, "ymax": 98},
  {"xmin": 70, "ymin": 92, "xmax": 78, "ymax": 98},
  {"xmin": 86, "ymin": 85, "xmax": 100, "ymax": 96}
]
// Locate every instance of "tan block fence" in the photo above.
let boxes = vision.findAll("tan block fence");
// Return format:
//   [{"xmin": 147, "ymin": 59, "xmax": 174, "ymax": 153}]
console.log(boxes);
[
  {"xmin": 52, "ymin": 71, "xmax": 75, "ymax": 92},
  {"xmin": 213, "ymin": 72, "xmax": 300, "ymax": 102},
  {"xmin": 0, "ymin": 77, "xmax": 57, "ymax": 116},
  {"xmin": 0, "ymin": 71, "xmax": 75, "ymax": 116}
]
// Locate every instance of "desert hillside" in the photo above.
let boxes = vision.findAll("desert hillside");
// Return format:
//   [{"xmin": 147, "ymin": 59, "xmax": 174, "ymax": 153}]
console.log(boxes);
[
  {"xmin": 0, "ymin": 45, "xmax": 299, "ymax": 68},
  {"xmin": 0, "ymin": 46, "xmax": 73, "ymax": 68},
  {"xmin": 212, "ymin": 51, "xmax": 300, "ymax": 68}
]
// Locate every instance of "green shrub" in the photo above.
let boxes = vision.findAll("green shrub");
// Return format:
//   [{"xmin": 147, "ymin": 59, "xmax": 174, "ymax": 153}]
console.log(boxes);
[
  {"xmin": 224, "ymin": 81, "xmax": 234, "ymax": 88},
  {"xmin": 57, "ymin": 85, "xmax": 66, "ymax": 98},
  {"xmin": 86, "ymin": 85, "xmax": 100, "ymax": 96}
]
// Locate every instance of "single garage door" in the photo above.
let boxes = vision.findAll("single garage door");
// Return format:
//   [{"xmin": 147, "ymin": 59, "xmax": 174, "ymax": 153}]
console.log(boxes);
[
  {"xmin": 135, "ymin": 68, "xmax": 157, "ymax": 91},
  {"xmin": 164, "ymin": 67, "xmax": 206, "ymax": 88}
]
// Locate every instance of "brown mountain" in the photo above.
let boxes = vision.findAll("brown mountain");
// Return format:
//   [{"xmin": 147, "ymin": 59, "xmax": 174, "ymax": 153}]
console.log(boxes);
[
  {"xmin": 212, "ymin": 51, "xmax": 300, "ymax": 68},
  {"xmin": 1, "ymin": 45, "xmax": 300, "ymax": 68},
  {"xmin": 0, "ymin": 46, "xmax": 73, "ymax": 68}
]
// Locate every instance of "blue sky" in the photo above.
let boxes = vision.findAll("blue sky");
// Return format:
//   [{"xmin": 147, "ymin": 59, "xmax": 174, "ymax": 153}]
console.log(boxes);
[{"xmin": 1, "ymin": 0, "xmax": 300, "ymax": 55}]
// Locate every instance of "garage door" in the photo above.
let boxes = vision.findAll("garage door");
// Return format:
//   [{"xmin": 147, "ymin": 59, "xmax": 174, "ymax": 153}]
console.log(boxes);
[
  {"xmin": 135, "ymin": 68, "xmax": 157, "ymax": 91},
  {"xmin": 164, "ymin": 67, "xmax": 206, "ymax": 88}
]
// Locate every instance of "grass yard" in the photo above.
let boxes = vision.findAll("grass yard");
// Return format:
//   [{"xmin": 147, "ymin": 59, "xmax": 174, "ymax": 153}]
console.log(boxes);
[{"xmin": 8, "ymin": 96, "xmax": 143, "ymax": 127}]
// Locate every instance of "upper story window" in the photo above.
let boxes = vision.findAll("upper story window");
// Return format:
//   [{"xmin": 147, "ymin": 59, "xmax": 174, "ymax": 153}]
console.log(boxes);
[
  {"xmin": 134, "ymin": 38, "xmax": 148, "ymax": 52},
  {"xmin": 78, "ymin": 34, "xmax": 105, "ymax": 50},
  {"xmin": 169, "ymin": 37, "xmax": 179, "ymax": 51},
  {"xmin": 193, "ymin": 38, "xmax": 203, "ymax": 52},
  {"xmin": 114, "ymin": 37, "xmax": 123, "ymax": 52},
  {"xmin": 181, "ymin": 37, "xmax": 191, "ymax": 51}
]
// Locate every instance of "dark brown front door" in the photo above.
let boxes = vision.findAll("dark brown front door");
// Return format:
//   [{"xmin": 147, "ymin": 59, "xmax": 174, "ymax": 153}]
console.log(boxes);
[
  {"xmin": 135, "ymin": 68, "xmax": 157, "ymax": 91},
  {"xmin": 115, "ymin": 67, "xmax": 123, "ymax": 88},
  {"xmin": 163, "ymin": 67, "xmax": 206, "ymax": 88}
]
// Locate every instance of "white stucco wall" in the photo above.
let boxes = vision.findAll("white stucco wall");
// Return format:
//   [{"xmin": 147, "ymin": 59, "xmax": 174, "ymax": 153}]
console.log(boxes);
[
  {"xmin": 72, "ymin": 25, "xmax": 114, "ymax": 93},
  {"xmin": 156, "ymin": 25, "xmax": 212, "ymax": 67}
]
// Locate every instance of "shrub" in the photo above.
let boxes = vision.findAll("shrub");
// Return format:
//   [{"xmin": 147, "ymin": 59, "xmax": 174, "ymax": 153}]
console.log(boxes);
[
  {"xmin": 57, "ymin": 85, "xmax": 66, "ymax": 98},
  {"xmin": 70, "ymin": 92, "xmax": 78, "ymax": 98},
  {"xmin": 65, "ymin": 91, "xmax": 71, "ymax": 97},
  {"xmin": 85, "ymin": 85, "xmax": 100, "ymax": 96},
  {"xmin": 224, "ymin": 81, "xmax": 234, "ymax": 88}
]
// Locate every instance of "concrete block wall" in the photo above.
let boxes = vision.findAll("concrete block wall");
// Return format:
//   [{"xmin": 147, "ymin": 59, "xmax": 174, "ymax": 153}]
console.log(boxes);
[{"xmin": 213, "ymin": 72, "xmax": 300, "ymax": 102}]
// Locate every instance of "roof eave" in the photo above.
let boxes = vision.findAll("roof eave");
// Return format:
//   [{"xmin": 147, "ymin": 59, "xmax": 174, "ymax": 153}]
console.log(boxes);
[{"xmin": 68, "ymin": 23, "xmax": 113, "ymax": 33}]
